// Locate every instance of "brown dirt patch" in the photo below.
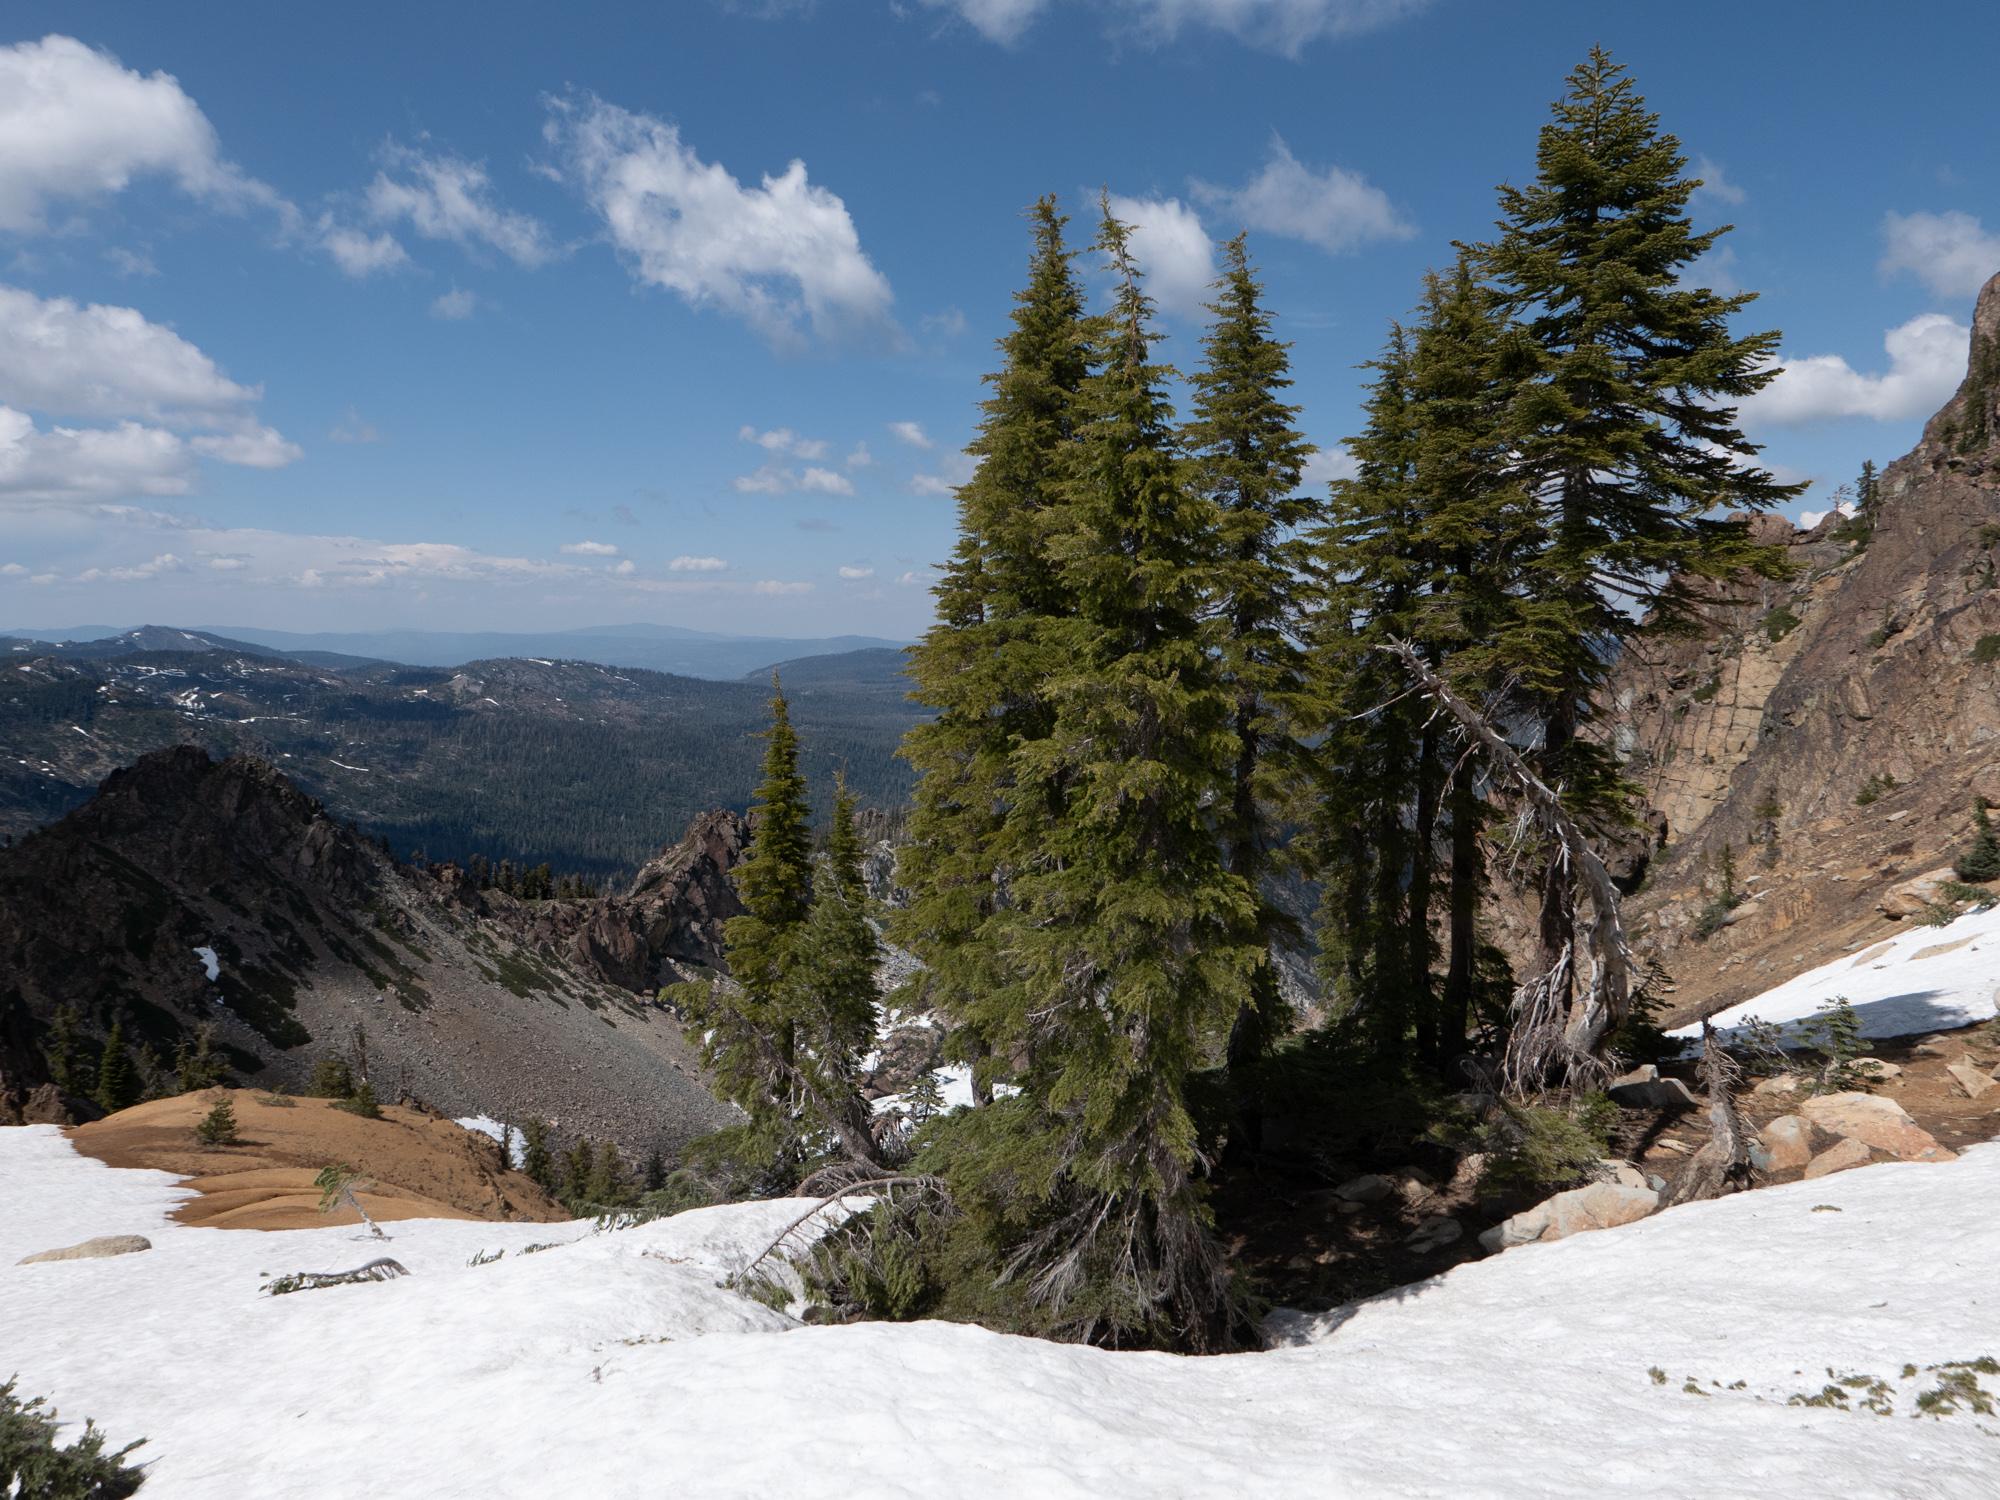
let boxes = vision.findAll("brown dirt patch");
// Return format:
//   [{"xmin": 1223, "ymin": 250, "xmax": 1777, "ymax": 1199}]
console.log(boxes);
[{"xmin": 69, "ymin": 1089, "xmax": 565, "ymax": 1230}]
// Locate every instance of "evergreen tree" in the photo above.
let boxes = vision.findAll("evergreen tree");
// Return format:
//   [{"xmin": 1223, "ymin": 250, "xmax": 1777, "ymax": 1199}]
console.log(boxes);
[
  {"xmin": 174, "ymin": 1023, "xmax": 226, "ymax": 1093},
  {"xmin": 584, "ymin": 1141, "xmax": 627, "ymax": 1207},
  {"xmin": 679, "ymin": 679, "xmax": 821, "ymax": 1165},
  {"xmin": 1181, "ymin": 233, "xmax": 1317, "ymax": 1091},
  {"xmin": 563, "ymin": 1139, "xmax": 596, "ymax": 1204},
  {"xmin": 43, "ymin": 1004, "xmax": 80, "ymax": 1095},
  {"xmin": 1956, "ymin": 797, "xmax": 2000, "ymax": 883},
  {"xmin": 1482, "ymin": 48, "xmax": 1801, "ymax": 1061},
  {"xmin": 521, "ymin": 1118, "xmax": 554, "ymax": 1190},
  {"xmin": 780, "ymin": 772, "xmax": 880, "ymax": 1118},
  {"xmin": 897, "ymin": 196, "xmax": 1089, "ymax": 1105},
  {"xmin": 94, "ymin": 1021, "xmax": 140, "ymax": 1114},
  {"xmin": 643, "ymin": 1148, "xmax": 667, "ymax": 1192},
  {"xmin": 194, "ymin": 1094, "xmax": 240, "ymax": 1146},
  {"xmin": 959, "ymin": 199, "xmax": 1260, "ymax": 1350}
]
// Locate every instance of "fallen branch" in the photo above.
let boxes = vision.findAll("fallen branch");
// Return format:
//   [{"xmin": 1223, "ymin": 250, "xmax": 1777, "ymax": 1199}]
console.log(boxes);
[
  {"xmin": 1668, "ymin": 1021, "xmax": 1754, "ymax": 1206},
  {"xmin": 733, "ymin": 1174, "xmax": 943, "ymax": 1289},
  {"xmin": 263, "ymin": 1257, "xmax": 409, "ymax": 1297}
]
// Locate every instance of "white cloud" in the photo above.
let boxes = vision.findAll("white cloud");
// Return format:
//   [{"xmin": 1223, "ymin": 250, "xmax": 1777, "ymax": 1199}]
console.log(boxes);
[
  {"xmin": 367, "ymin": 143, "xmax": 555, "ymax": 268},
  {"xmin": 321, "ymin": 223, "xmax": 409, "ymax": 277},
  {"xmin": 1107, "ymin": 193, "xmax": 1215, "ymax": 321},
  {"xmin": 560, "ymin": 540, "xmax": 619, "ymax": 556},
  {"xmin": 888, "ymin": 420, "xmax": 933, "ymax": 449},
  {"xmin": 915, "ymin": 0, "xmax": 1428, "ymax": 54},
  {"xmin": 1692, "ymin": 155, "xmax": 1746, "ymax": 208},
  {"xmin": 739, "ymin": 425, "xmax": 829, "ymax": 460},
  {"xmin": 800, "ymin": 466, "xmax": 854, "ymax": 495},
  {"xmin": 845, "ymin": 442, "xmax": 873, "ymax": 469},
  {"xmin": 103, "ymin": 247, "xmax": 157, "ymax": 278},
  {"xmin": 430, "ymin": 287, "xmax": 478, "ymax": 320},
  {"xmin": 611, "ymin": 558, "xmax": 636, "ymax": 576},
  {"xmin": 1880, "ymin": 210, "xmax": 2000, "ymax": 300},
  {"xmin": 329, "ymin": 408, "xmax": 381, "ymax": 444},
  {"xmin": 754, "ymin": 579, "xmax": 813, "ymax": 595},
  {"xmin": 0, "ymin": 562, "xmax": 23, "ymax": 576},
  {"xmin": 1190, "ymin": 137, "xmax": 1412, "ymax": 254},
  {"xmin": 1301, "ymin": 444, "xmax": 1357, "ymax": 490},
  {"xmin": 547, "ymin": 94, "xmax": 895, "ymax": 347},
  {"xmin": 921, "ymin": 306, "xmax": 968, "ymax": 338},
  {"xmin": 838, "ymin": 564, "xmax": 874, "ymax": 579},
  {"xmin": 0, "ymin": 35, "xmax": 284, "ymax": 233},
  {"xmin": 78, "ymin": 551, "xmax": 186, "ymax": 583},
  {"xmin": 1743, "ymin": 313, "xmax": 1968, "ymax": 426},
  {"xmin": 0, "ymin": 285, "xmax": 298, "ymax": 501},
  {"xmin": 669, "ymin": 554, "xmax": 728, "ymax": 572}
]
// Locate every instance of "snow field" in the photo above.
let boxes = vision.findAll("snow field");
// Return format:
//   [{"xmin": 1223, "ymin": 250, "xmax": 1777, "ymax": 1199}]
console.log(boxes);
[{"xmin": 3, "ymin": 1123, "xmax": 1998, "ymax": 1497}]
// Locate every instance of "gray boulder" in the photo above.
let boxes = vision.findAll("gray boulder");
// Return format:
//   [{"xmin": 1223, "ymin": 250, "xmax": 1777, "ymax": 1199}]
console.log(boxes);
[{"xmin": 18, "ymin": 1234, "xmax": 152, "ymax": 1265}]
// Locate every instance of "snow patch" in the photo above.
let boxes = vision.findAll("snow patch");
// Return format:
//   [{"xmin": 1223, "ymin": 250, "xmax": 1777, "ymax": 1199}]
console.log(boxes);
[
  {"xmin": 456, "ymin": 1115, "xmax": 525, "ymax": 1168},
  {"xmin": 192, "ymin": 945, "xmax": 220, "ymax": 983}
]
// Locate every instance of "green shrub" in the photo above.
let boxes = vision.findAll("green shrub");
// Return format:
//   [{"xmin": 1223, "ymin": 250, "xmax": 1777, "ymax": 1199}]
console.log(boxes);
[
  {"xmin": 331, "ymin": 1081, "xmax": 381, "ymax": 1120},
  {"xmin": 1763, "ymin": 605, "xmax": 1802, "ymax": 643},
  {"xmin": 1973, "ymin": 634, "xmax": 2000, "ymax": 665},
  {"xmin": 1691, "ymin": 672, "xmax": 1720, "ymax": 704},
  {"xmin": 1799, "ymin": 998, "xmax": 1866, "ymax": 1092},
  {"xmin": 308, "ymin": 1056, "xmax": 355, "ymax": 1098},
  {"xmin": 1855, "ymin": 773, "xmax": 1897, "ymax": 806},
  {"xmin": 1955, "ymin": 798, "xmax": 2000, "ymax": 882},
  {"xmin": 193, "ymin": 1094, "xmax": 240, "ymax": 1146},
  {"xmin": 1476, "ymin": 1098, "xmax": 1616, "ymax": 1199},
  {"xmin": 0, "ymin": 1377, "xmax": 145, "ymax": 1498}
]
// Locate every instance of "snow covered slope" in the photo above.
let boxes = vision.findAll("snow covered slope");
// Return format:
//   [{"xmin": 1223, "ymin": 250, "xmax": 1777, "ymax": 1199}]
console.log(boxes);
[
  {"xmin": 1673, "ymin": 901, "xmax": 2000, "ymax": 1045},
  {"xmin": 3, "ymin": 1124, "xmax": 1996, "ymax": 1497}
]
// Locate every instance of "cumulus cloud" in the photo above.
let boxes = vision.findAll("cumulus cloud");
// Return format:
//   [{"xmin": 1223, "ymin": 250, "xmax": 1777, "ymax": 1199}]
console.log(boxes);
[
  {"xmin": 888, "ymin": 420, "xmax": 933, "ymax": 449},
  {"xmin": 328, "ymin": 408, "xmax": 381, "ymax": 445},
  {"xmin": 910, "ymin": 452, "xmax": 978, "ymax": 497},
  {"xmin": 1300, "ymin": 444, "xmax": 1356, "ymax": 490},
  {"xmin": 1107, "ymin": 193, "xmax": 1215, "ymax": 321},
  {"xmin": 1691, "ymin": 155, "xmax": 1746, "ymax": 208},
  {"xmin": 367, "ymin": 142, "xmax": 555, "ymax": 268},
  {"xmin": 754, "ymin": 579, "xmax": 813, "ymax": 595},
  {"xmin": 921, "ymin": 306, "xmax": 968, "ymax": 338},
  {"xmin": 547, "ymin": 93, "xmax": 895, "ymax": 347},
  {"xmin": 0, "ymin": 35, "xmax": 285, "ymax": 233},
  {"xmin": 1742, "ymin": 313, "xmax": 1968, "ymax": 426},
  {"xmin": 734, "ymin": 459, "xmax": 854, "ymax": 496},
  {"xmin": 1880, "ymin": 210, "xmax": 2000, "ymax": 300},
  {"xmin": 845, "ymin": 442, "xmax": 873, "ymax": 469},
  {"xmin": 103, "ymin": 247, "xmax": 157, "ymax": 278},
  {"xmin": 669, "ymin": 554, "xmax": 728, "ymax": 572},
  {"xmin": 1190, "ymin": 137, "xmax": 1412, "ymax": 254},
  {"xmin": 0, "ymin": 284, "xmax": 299, "ymax": 502},
  {"xmin": 430, "ymin": 287, "xmax": 478, "ymax": 320},
  {"xmin": 739, "ymin": 424, "xmax": 829, "ymax": 459},
  {"xmin": 800, "ymin": 466, "xmax": 854, "ymax": 495},
  {"xmin": 560, "ymin": 539, "xmax": 619, "ymax": 556},
  {"xmin": 319, "ymin": 223, "xmax": 409, "ymax": 277},
  {"xmin": 611, "ymin": 558, "xmax": 636, "ymax": 576},
  {"xmin": 838, "ymin": 564, "xmax": 874, "ymax": 579},
  {"xmin": 914, "ymin": 0, "xmax": 1428, "ymax": 54}
]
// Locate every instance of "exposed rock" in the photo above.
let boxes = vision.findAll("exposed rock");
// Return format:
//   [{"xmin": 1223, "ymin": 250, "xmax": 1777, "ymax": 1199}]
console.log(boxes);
[
  {"xmin": 1405, "ymin": 1216, "xmax": 1463, "ymax": 1254},
  {"xmin": 1797, "ymin": 1091, "xmax": 1956, "ymax": 1162},
  {"xmin": 1801, "ymin": 1138, "xmax": 1876, "ymax": 1180},
  {"xmin": 1606, "ymin": 1074, "xmax": 1697, "ymax": 1110},
  {"xmin": 19, "ymin": 1084, "xmax": 76, "ymax": 1126},
  {"xmin": 18, "ymin": 1233, "xmax": 152, "ymax": 1264},
  {"xmin": 1596, "ymin": 1159, "xmax": 1650, "ymax": 1190},
  {"xmin": 1751, "ymin": 1074, "xmax": 1802, "ymax": 1099},
  {"xmin": 1946, "ymin": 1060, "xmax": 1999, "ymax": 1099},
  {"xmin": 1851, "ymin": 1057, "xmax": 1901, "ymax": 1081},
  {"xmin": 1477, "ymin": 1181, "xmax": 1660, "ymax": 1253},
  {"xmin": 1879, "ymin": 867, "xmax": 1961, "ymax": 919},
  {"xmin": 1333, "ymin": 1173, "xmax": 1395, "ymax": 1205},
  {"xmin": 1750, "ymin": 1115, "xmax": 1816, "ymax": 1172}
]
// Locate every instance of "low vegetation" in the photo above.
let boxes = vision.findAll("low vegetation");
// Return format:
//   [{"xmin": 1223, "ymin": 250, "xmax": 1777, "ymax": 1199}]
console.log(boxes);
[{"xmin": 0, "ymin": 1378, "xmax": 145, "ymax": 1499}]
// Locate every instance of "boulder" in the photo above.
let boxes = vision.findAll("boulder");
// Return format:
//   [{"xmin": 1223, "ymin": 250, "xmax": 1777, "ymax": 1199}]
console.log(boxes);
[
  {"xmin": 1802, "ymin": 1138, "xmax": 1876, "ymax": 1180},
  {"xmin": 1851, "ymin": 1058, "xmax": 1901, "ymax": 1082},
  {"xmin": 1946, "ymin": 1061, "xmax": 1998, "ymax": 1100},
  {"xmin": 18, "ymin": 1234, "xmax": 152, "ymax": 1265},
  {"xmin": 1878, "ymin": 866, "xmax": 1959, "ymax": 918},
  {"xmin": 1596, "ymin": 1159, "xmax": 1650, "ymax": 1190},
  {"xmin": 1752, "ymin": 1073, "xmax": 1802, "ymax": 1099},
  {"xmin": 1797, "ymin": 1091, "xmax": 1955, "ymax": 1162},
  {"xmin": 1750, "ymin": 1114, "xmax": 1816, "ymax": 1172},
  {"xmin": 1405, "ymin": 1216, "xmax": 1463, "ymax": 1254},
  {"xmin": 1477, "ymin": 1181, "xmax": 1659, "ymax": 1254},
  {"xmin": 1606, "ymin": 1074, "xmax": 1698, "ymax": 1110},
  {"xmin": 1333, "ymin": 1173, "xmax": 1394, "ymax": 1205}
]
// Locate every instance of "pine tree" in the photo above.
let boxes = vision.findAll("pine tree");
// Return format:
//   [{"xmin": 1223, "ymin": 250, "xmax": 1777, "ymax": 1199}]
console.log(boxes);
[
  {"xmin": 43, "ymin": 1004, "xmax": 80, "ymax": 1095},
  {"xmin": 643, "ymin": 1148, "xmax": 667, "ymax": 1192},
  {"xmin": 781, "ymin": 772, "xmax": 880, "ymax": 1116},
  {"xmin": 173, "ymin": 1023, "xmax": 225, "ymax": 1093},
  {"xmin": 94, "ymin": 1021, "xmax": 140, "ymax": 1114},
  {"xmin": 521, "ymin": 1118, "xmax": 555, "ymax": 1190},
  {"xmin": 584, "ymin": 1141, "xmax": 627, "ymax": 1207},
  {"xmin": 194, "ymin": 1094, "xmax": 240, "ymax": 1146},
  {"xmin": 563, "ymin": 1139, "xmax": 596, "ymax": 1204},
  {"xmin": 680, "ymin": 679, "xmax": 821, "ymax": 1165},
  {"xmin": 1956, "ymin": 797, "xmax": 2000, "ymax": 883},
  {"xmin": 1482, "ymin": 47, "xmax": 1801, "ymax": 1064},
  {"xmin": 898, "ymin": 196, "xmax": 1088, "ymax": 1105},
  {"xmin": 1181, "ymin": 233, "xmax": 1317, "ymax": 1092},
  {"xmin": 964, "ymin": 198, "xmax": 1260, "ymax": 1350}
]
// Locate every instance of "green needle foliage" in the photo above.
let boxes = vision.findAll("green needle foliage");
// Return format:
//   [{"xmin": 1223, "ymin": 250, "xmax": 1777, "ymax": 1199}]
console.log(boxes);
[
  {"xmin": 93, "ymin": 1020, "xmax": 140, "ymax": 1115},
  {"xmin": 1956, "ymin": 798, "xmax": 2000, "ymax": 883}
]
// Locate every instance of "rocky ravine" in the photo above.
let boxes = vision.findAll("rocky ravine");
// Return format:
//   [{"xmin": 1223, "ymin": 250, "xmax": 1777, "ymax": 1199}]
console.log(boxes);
[
  {"xmin": 1613, "ymin": 269, "xmax": 2000, "ymax": 1024},
  {"xmin": 0, "ymin": 746, "xmax": 736, "ymax": 1156}
]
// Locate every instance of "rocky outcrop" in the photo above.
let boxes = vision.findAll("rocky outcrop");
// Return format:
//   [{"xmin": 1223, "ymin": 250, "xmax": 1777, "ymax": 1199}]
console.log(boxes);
[
  {"xmin": 1477, "ymin": 1179, "xmax": 1660, "ymax": 1252},
  {"xmin": 1609, "ymin": 271, "xmax": 2000, "ymax": 1024},
  {"xmin": 17, "ymin": 1234, "xmax": 152, "ymax": 1264}
]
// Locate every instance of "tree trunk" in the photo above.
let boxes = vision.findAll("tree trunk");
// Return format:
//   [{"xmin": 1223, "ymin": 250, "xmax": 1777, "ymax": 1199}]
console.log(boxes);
[{"xmin": 1441, "ymin": 770, "xmax": 1481, "ymax": 1081}]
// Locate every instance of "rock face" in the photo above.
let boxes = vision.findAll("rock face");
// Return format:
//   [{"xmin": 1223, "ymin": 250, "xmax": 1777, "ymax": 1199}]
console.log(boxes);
[
  {"xmin": 1796, "ymin": 1092, "xmax": 1956, "ymax": 1162},
  {"xmin": 18, "ymin": 1234, "xmax": 152, "ymax": 1264},
  {"xmin": 1946, "ymin": 1060, "xmax": 1999, "ymax": 1099},
  {"xmin": 1607, "ymin": 269, "xmax": 2000, "ymax": 1025},
  {"xmin": 1478, "ymin": 1181, "xmax": 1660, "ymax": 1253},
  {"xmin": 0, "ymin": 747, "xmax": 733, "ymax": 1156}
]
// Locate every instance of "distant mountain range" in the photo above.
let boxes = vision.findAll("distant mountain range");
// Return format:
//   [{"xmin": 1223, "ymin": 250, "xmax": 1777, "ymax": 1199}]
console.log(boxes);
[{"xmin": 3, "ymin": 622, "xmax": 909, "ymax": 681}]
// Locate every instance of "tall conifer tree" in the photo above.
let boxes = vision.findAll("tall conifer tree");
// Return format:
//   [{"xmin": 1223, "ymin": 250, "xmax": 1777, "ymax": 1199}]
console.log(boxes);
[
  {"xmin": 1182, "ymin": 234, "xmax": 1316, "ymax": 1089},
  {"xmin": 1483, "ymin": 48, "xmax": 1799, "ymax": 1060},
  {"xmin": 782, "ymin": 772, "xmax": 881, "ymax": 1120},
  {"xmin": 898, "ymin": 197, "xmax": 1088, "ymax": 1101}
]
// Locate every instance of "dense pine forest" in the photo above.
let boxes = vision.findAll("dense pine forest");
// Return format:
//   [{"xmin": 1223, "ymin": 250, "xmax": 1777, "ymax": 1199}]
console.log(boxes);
[{"xmin": 679, "ymin": 49, "xmax": 1801, "ymax": 1352}]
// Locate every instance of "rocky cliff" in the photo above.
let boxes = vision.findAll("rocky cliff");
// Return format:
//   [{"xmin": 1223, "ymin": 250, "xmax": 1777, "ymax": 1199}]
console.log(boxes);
[{"xmin": 1620, "ymin": 270, "xmax": 2000, "ymax": 1022}]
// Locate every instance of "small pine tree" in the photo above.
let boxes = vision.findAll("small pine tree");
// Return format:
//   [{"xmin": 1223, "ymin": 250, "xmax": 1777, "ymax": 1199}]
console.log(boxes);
[
  {"xmin": 1955, "ymin": 797, "xmax": 2000, "ymax": 883},
  {"xmin": 43, "ymin": 1004, "xmax": 81, "ymax": 1095},
  {"xmin": 521, "ymin": 1118, "xmax": 555, "ymax": 1189},
  {"xmin": 309, "ymin": 1056, "xmax": 356, "ymax": 1099},
  {"xmin": 584, "ymin": 1141, "xmax": 628, "ymax": 1207},
  {"xmin": 905, "ymin": 1070, "xmax": 946, "ymax": 1128},
  {"xmin": 194, "ymin": 1093, "xmax": 240, "ymax": 1146},
  {"xmin": 94, "ymin": 1021, "xmax": 141, "ymax": 1114},
  {"xmin": 0, "ymin": 1378, "xmax": 146, "ymax": 1499},
  {"xmin": 563, "ymin": 1139, "xmax": 596, "ymax": 1204},
  {"xmin": 174, "ymin": 1023, "xmax": 226, "ymax": 1093},
  {"xmin": 643, "ymin": 1147, "xmax": 667, "ymax": 1192},
  {"xmin": 334, "ymin": 1081, "xmax": 382, "ymax": 1120}
]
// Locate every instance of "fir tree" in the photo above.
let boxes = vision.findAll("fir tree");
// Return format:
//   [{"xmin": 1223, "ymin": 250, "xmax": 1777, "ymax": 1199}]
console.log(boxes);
[
  {"xmin": 174, "ymin": 1023, "xmax": 226, "ymax": 1093},
  {"xmin": 563, "ymin": 1139, "xmax": 596, "ymax": 1204},
  {"xmin": 962, "ymin": 198, "xmax": 1260, "ymax": 1350},
  {"xmin": 643, "ymin": 1148, "xmax": 667, "ymax": 1192},
  {"xmin": 584, "ymin": 1141, "xmax": 627, "ymax": 1207},
  {"xmin": 194, "ymin": 1094, "xmax": 240, "ymax": 1146},
  {"xmin": 1481, "ymin": 48, "xmax": 1802, "ymax": 1062},
  {"xmin": 1181, "ymin": 233, "xmax": 1317, "ymax": 1092},
  {"xmin": 1956, "ymin": 798, "xmax": 2000, "ymax": 883},
  {"xmin": 521, "ymin": 1118, "xmax": 555, "ymax": 1190},
  {"xmin": 94, "ymin": 1021, "xmax": 140, "ymax": 1114},
  {"xmin": 897, "ymin": 196, "xmax": 1089, "ymax": 1105},
  {"xmin": 42, "ymin": 1004, "xmax": 80, "ymax": 1095},
  {"xmin": 779, "ymin": 772, "xmax": 880, "ymax": 1128}
]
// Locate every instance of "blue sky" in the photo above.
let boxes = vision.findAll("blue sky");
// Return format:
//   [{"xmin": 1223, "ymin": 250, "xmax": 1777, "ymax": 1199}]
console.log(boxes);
[{"xmin": 0, "ymin": 0, "xmax": 1995, "ymax": 640}]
